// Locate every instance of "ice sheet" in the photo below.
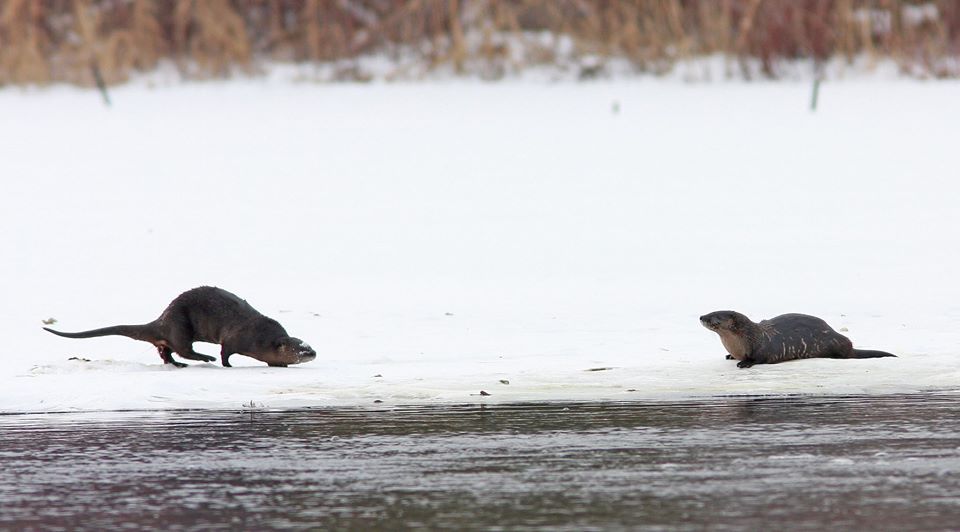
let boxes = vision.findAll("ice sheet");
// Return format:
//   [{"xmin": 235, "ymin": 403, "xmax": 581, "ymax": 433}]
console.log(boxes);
[{"xmin": 2, "ymin": 78, "xmax": 959, "ymax": 413}]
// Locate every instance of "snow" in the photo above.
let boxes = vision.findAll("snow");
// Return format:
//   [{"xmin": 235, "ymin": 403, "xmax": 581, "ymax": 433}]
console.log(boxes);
[{"xmin": 2, "ymin": 78, "xmax": 960, "ymax": 414}]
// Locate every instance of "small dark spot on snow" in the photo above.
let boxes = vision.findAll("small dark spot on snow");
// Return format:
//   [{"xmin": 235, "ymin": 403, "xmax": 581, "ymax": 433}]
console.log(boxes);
[
  {"xmin": 373, "ymin": 374, "xmax": 383, "ymax": 378},
  {"xmin": 374, "ymin": 399, "xmax": 383, "ymax": 404},
  {"xmin": 499, "ymin": 379, "xmax": 510, "ymax": 385},
  {"xmin": 585, "ymin": 367, "xmax": 614, "ymax": 372},
  {"xmin": 626, "ymin": 389, "xmax": 637, "ymax": 392},
  {"xmin": 445, "ymin": 312, "xmax": 454, "ymax": 316},
  {"xmin": 42, "ymin": 317, "xmax": 57, "ymax": 325},
  {"xmin": 479, "ymin": 390, "xmax": 491, "ymax": 396},
  {"xmin": 68, "ymin": 357, "xmax": 90, "ymax": 362}
]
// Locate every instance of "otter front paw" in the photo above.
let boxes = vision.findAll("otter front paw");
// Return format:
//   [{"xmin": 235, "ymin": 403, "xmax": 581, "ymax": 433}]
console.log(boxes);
[
  {"xmin": 737, "ymin": 359, "xmax": 755, "ymax": 369},
  {"xmin": 725, "ymin": 354, "xmax": 734, "ymax": 360}
]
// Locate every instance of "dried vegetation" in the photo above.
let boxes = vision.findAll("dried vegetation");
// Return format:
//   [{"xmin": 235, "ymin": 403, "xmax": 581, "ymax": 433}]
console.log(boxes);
[{"xmin": 0, "ymin": 0, "xmax": 957, "ymax": 86}]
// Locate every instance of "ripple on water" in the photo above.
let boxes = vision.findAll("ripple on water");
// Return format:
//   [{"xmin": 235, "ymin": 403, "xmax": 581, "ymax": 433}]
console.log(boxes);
[{"xmin": 2, "ymin": 393, "xmax": 960, "ymax": 530}]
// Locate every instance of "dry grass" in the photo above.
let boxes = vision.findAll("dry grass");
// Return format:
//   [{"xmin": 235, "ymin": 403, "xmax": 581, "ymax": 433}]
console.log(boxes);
[{"xmin": 1, "ymin": 0, "xmax": 958, "ymax": 86}]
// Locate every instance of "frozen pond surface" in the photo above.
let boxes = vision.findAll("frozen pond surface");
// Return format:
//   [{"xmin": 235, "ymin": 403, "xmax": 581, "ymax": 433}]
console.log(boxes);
[
  {"xmin": 4, "ymin": 392, "xmax": 960, "ymax": 530},
  {"xmin": 3, "ymin": 80, "xmax": 960, "ymax": 412}
]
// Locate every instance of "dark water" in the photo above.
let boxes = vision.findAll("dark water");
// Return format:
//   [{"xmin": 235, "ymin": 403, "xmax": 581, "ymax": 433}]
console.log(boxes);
[{"xmin": 3, "ymin": 394, "xmax": 960, "ymax": 531}]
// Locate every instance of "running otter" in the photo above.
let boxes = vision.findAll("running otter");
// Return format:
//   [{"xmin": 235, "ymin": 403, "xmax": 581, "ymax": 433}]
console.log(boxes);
[
  {"xmin": 700, "ymin": 310, "xmax": 896, "ymax": 368},
  {"xmin": 44, "ymin": 286, "xmax": 316, "ymax": 368}
]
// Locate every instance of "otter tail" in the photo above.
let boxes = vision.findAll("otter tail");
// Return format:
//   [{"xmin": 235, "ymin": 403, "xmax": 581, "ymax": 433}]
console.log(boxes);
[
  {"xmin": 849, "ymin": 349, "xmax": 897, "ymax": 359},
  {"xmin": 43, "ymin": 324, "xmax": 158, "ymax": 342}
]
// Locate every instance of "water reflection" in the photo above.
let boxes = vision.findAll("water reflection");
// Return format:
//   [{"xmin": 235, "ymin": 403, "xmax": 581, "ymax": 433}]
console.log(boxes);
[{"xmin": 3, "ymin": 394, "xmax": 960, "ymax": 530}]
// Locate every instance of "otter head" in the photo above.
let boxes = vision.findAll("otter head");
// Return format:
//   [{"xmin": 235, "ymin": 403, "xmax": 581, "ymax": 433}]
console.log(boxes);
[
  {"xmin": 256, "ymin": 337, "xmax": 317, "ymax": 367},
  {"xmin": 700, "ymin": 310, "xmax": 755, "ymax": 360},
  {"xmin": 699, "ymin": 310, "xmax": 752, "ymax": 333}
]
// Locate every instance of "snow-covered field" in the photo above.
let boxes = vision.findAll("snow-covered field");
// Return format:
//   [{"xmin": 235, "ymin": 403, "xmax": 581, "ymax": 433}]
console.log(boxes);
[{"xmin": 2, "ymin": 78, "xmax": 959, "ymax": 414}]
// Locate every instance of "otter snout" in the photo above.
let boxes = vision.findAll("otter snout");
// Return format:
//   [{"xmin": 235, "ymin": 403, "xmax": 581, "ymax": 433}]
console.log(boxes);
[
  {"xmin": 282, "ymin": 337, "xmax": 316, "ymax": 365},
  {"xmin": 258, "ymin": 337, "xmax": 317, "ymax": 366},
  {"xmin": 699, "ymin": 314, "xmax": 718, "ymax": 330},
  {"xmin": 295, "ymin": 340, "xmax": 317, "ymax": 363}
]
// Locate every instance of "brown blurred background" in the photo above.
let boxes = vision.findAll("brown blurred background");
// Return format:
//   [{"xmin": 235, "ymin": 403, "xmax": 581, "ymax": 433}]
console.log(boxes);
[{"xmin": 1, "ymin": 0, "xmax": 958, "ymax": 86}]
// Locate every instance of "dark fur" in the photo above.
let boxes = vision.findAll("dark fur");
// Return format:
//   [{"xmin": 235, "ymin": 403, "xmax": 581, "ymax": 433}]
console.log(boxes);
[
  {"xmin": 44, "ymin": 286, "xmax": 316, "ymax": 368},
  {"xmin": 700, "ymin": 310, "xmax": 896, "ymax": 369}
]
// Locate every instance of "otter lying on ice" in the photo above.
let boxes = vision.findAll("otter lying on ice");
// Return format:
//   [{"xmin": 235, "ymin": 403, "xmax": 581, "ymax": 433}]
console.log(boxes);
[{"xmin": 700, "ymin": 310, "xmax": 896, "ymax": 368}]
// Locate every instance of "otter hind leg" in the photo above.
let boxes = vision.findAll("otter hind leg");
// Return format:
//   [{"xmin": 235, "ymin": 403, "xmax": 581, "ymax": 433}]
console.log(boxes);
[{"xmin": 157, "ymin": 346, "xmax": 187, "ymax": 368}]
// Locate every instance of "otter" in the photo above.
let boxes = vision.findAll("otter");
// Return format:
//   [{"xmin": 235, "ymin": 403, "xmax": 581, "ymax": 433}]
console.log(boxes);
[
  {"xmin": 700, "ymin": 310, "xmax": 896, "ymax": 368},
  {"xmin": 43, "ymin": 286, "xmax": 316, "ymax": 368}
]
